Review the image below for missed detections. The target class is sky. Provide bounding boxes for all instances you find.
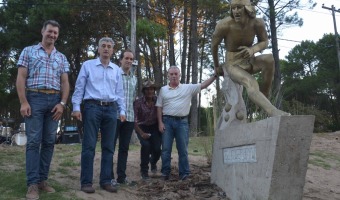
[277,0,340,59]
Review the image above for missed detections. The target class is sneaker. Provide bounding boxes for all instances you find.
[151,164,157,173]
[111,179,119,187]
[117,178,137,186]
[101,184,117,193]
[81,184,95,193]
[141,173,150,181]
[26,184,39,200]
[38,181,55,193]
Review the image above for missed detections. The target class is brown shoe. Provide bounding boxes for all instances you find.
[38,181,55,193]
[26,184,39,200]
[101,184,117,193]
[81,185,95,193]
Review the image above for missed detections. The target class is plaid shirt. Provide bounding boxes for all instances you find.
[120,69,137,122]
[17,43,69,90]
[133,96,158,126]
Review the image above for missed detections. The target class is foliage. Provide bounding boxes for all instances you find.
[0,0,338,132]
[256,0,316,98]
[199,107,214,136]
[281,33,340,131]
[281,99,332,132]
[0,0,131,125]
[259,0,316,30]
[134,18,167,45]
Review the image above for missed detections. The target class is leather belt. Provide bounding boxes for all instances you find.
[84,99,115,106]
[27,88,60,94]
[163,115,187,120]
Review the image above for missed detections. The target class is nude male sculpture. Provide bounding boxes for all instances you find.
[211,0,290,117]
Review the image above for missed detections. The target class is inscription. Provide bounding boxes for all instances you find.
[223,144,257,164]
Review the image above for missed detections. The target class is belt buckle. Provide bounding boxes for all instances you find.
[100,101,110,106]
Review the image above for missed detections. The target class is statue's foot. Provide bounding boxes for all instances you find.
[269,109,291,117]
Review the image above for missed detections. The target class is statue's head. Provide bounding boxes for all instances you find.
[230,0,256,19]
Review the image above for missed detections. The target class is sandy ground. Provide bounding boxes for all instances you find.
[303,132,340,200]
[51,132,340,200]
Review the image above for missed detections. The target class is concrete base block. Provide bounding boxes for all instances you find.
[211,115,315,200]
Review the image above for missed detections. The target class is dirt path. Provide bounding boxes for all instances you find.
[303,132,340,200]
[51,132,340,200]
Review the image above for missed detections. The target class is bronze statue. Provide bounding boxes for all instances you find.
[211,0,290,117]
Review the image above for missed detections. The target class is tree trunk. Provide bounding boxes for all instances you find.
[189,0,198,136]
[181,0,189,83]
[186,26,192,84]
[166,0,175,66]
[268,0,282,107]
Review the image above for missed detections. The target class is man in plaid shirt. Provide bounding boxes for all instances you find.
[113,49,137,185]
[16,20,70,200]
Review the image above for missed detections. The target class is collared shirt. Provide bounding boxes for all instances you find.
[133,96,158,126]
[120,69,137,122]
[71,58,126,116]
[156,83,201,116]
[17,43,70,90]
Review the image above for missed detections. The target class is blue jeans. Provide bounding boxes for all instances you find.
[25,91,60,186]
[161,116,190,178]
[113,120,134,183]
[81,102,117,186]
[136,124,162,174]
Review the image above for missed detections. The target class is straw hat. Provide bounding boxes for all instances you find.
[142,79,160,91]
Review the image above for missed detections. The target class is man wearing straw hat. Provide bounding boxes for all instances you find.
[134,79,162,180]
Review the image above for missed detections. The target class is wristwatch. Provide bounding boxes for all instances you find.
[60,101,66,107]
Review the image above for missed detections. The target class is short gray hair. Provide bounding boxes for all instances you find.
[168,66,181,73]
[98,37,115,46]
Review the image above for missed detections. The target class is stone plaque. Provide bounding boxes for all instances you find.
[223,144,256,164]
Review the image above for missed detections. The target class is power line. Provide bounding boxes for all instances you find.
[277,38,302,43]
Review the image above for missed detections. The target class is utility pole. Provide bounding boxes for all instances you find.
[322,4,340,70]
[131,0,136,56]
[131,0,138,74]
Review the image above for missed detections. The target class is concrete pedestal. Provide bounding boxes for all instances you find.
[211,115,315,200]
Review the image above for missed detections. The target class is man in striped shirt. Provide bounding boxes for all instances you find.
[113,49,137,185]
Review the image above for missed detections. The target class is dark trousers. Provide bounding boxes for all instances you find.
[136,124,162,174]
[113,120,134,183]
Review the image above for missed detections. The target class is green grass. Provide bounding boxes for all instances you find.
[56,167,69,175]
[0,144,84,200]
[0,136,213,200]
[308,158,331,170]
[60,158,80,167]
[188,136,214,157]
[308,150,340,170]
[0,158,80,200]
